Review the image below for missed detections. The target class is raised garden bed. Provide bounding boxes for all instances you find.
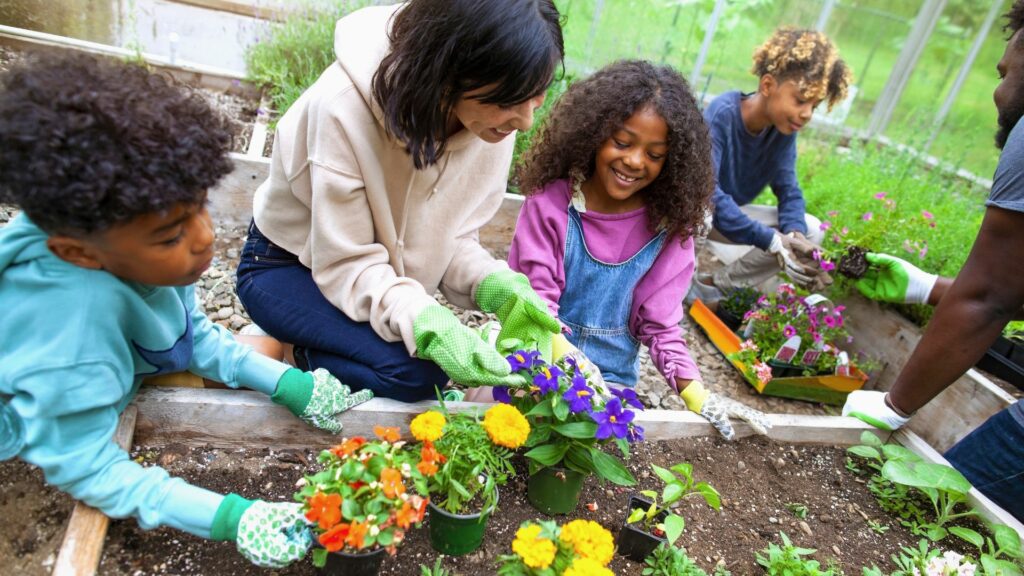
[976,335,1024,391]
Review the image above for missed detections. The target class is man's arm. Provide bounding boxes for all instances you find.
[888,206,1024,414]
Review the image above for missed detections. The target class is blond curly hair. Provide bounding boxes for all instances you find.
[751,27,852,111]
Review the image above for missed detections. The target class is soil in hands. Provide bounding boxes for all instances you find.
[0,436,978,576]
[837,246,870,279]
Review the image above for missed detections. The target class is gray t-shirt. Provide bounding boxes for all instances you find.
[988,120,1024,213]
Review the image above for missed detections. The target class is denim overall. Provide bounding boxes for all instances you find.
[559,206,666,386]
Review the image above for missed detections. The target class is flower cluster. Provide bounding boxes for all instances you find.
[411,403,522,514]
[494,347,643,486]
[295,426,429,567]
[497,519,615,576]
[728,283,871,382]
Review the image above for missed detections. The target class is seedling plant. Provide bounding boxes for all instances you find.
[755,531,839,576]
[642,542,732,576]
[627,462,721,546]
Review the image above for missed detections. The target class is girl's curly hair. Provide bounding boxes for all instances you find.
[751,28,852,111]
[0,52,234,235]
[517,60,714,240]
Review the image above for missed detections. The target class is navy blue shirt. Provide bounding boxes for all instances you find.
[704,91,808,249]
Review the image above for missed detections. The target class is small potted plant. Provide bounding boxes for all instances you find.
[715,286,761,331]
[493,347,644,515]
[295,426,429,575]
[410,401,525,556]
[617,462,720,563]
[497,519,616,575]
[977,327,1024,390]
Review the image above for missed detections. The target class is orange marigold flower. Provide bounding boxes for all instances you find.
[416,440,445,476]
[304,491,342,531]
[374,425,401,443]
[318,523,349,552]
[345,520,369,550]
[395,502,418,529]
[380,467,405,499]
[330,437,366,458]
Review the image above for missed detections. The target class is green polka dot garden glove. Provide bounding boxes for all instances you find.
[680,381,771,441]
[854,252,938,304]
[475,269,561,360]
[413,304,525,387]
[271,368,374,434]
[211,494,312,568]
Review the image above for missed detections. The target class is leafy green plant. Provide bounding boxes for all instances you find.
[719,286,762,320]
[950,523,1024,576]
[880,458,978,541]
[627,462,721,546]
[786,502,809,520]
[420,557,453,576]
[846,431,931,531]
[867,519,890,535]
[755,532,838,576]
[642,543,709,576]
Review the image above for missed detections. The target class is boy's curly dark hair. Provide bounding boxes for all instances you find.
[517,60,713,240]
[1005,0,1024,40]
[751,28,852,111]
[0,52,234,235]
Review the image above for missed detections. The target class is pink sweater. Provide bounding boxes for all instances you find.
[509,179,701,387]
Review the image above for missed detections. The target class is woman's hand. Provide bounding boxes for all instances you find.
[475,270,561,359]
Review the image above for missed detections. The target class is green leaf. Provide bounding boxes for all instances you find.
[640,490,657,500]
[525,443,570,467]
[564,445,595,475]
[670,462,693,482]
[695,482,722,510]
[589,447,636,486]
[860,431,884,447]
[552,397,570,421]
[880,444,922,463]
[994,523,1024,558]
[377,529,394,546]
[949,526,984,549]
[881,460,973,495]
[662,483,684,504]
[627,508,646,523]
[664,513,686,545]
[924,525,948,542]
[526,402,553,418]
[552,421,598,439]
[312,547,328,568]
[847,446,881,460]
[994,559,1024,576]
[526,423,552,446]
[651,464,679,485]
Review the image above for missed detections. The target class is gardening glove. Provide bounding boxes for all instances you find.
[680,381,771,441]
[854,252,938,304]
[842,390,910,431]
[211,494,312,568]
[551,332,607,390]
[475,269,561,360]
[767,232,817,288]
[414,304,525,387]
[272,368,374,434]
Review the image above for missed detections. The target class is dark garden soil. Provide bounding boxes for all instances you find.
[0,436,978,576]
[837,246,870,280]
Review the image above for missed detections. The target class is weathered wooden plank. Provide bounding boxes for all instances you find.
[894,429,1024,539]
[53,407,138,576]
[0,25,259,99]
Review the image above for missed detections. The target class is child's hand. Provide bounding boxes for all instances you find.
[679,380,771,440]
[212,495,312,568]
[271,368,374,433]
[475,270,561,360]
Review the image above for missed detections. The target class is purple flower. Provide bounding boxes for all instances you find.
[841,226,849,236]
[820,260,836,272]
[823,315,838,328]
[819,220,831,231]
[918,245,928,260]
[777,304,789,314]
[533,364,564,395]
[627,424,645,444]
[611,387,645,410]
[827,210,839,217]
[783,324,797,338]
[592,398,635,440]
[492,386,512,404]
[921,210,934,220]
[507,350,541,372]
[563,376,594,413]
[861,212,873,221]
[831,234,842,244]
[874,192,887,199]
[757,295,770,307]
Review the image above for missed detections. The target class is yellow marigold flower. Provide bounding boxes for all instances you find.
[511,524,556,569]
[482,403,530,448]
[560,519,615,566]
[409,411,446,442]
[564,557,614,576]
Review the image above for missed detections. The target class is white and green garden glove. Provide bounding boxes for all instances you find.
[414,304,525,387]
[475,269,561,360]
[271,368,374,434]
[680,381,771,441]
[211,494,312,568]
[768,232,817,287]
[842,390,910,431]
[854,252,938,304]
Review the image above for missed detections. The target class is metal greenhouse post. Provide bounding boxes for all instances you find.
[815,0,837,32]
[690,0,727,88]
[585,0,605,69]
[923,0,1004,153]
[866,0,948,138]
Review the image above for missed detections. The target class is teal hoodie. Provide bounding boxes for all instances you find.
[0,215,289,537]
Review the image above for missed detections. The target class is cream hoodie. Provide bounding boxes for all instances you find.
[252,4,512,354]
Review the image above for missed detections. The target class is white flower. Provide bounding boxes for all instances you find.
[942,551,964,567]
[925,557,947,576]
[958,562,976,576]
[369,525,380,537]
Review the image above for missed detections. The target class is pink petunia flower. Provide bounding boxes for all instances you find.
[921,210,934,220]
[862,212,873,221]
[819,220,831,231]
[820,260,836,272]
[828,210,839,217]
[874,192,887,199]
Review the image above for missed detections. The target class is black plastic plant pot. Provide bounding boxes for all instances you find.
[767,359,803,379]
[977,336,1024,390]
[714,307,744,332]
[615,495,667,563]
[321,546,386,576]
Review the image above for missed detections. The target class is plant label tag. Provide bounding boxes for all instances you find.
[835,351,851,377]
[800,348,821,366]
[774,336,801,363]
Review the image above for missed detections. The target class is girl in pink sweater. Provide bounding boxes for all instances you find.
[510,60,771,439]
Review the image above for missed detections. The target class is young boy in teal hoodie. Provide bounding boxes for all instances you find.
[0,53,372,568]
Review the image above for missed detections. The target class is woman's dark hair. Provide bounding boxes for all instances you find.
[517,60,714,240]
[372,0,564,169]
[0,52,234,235]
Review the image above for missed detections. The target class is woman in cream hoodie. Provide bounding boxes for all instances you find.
[236,0,565,401]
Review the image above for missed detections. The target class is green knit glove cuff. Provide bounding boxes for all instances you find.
[271,369,314,416]
[211,493,254,541]
[475,269,526,313]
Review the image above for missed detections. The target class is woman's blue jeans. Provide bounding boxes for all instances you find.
[235,222,447,402]
[944,401,1024,522]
